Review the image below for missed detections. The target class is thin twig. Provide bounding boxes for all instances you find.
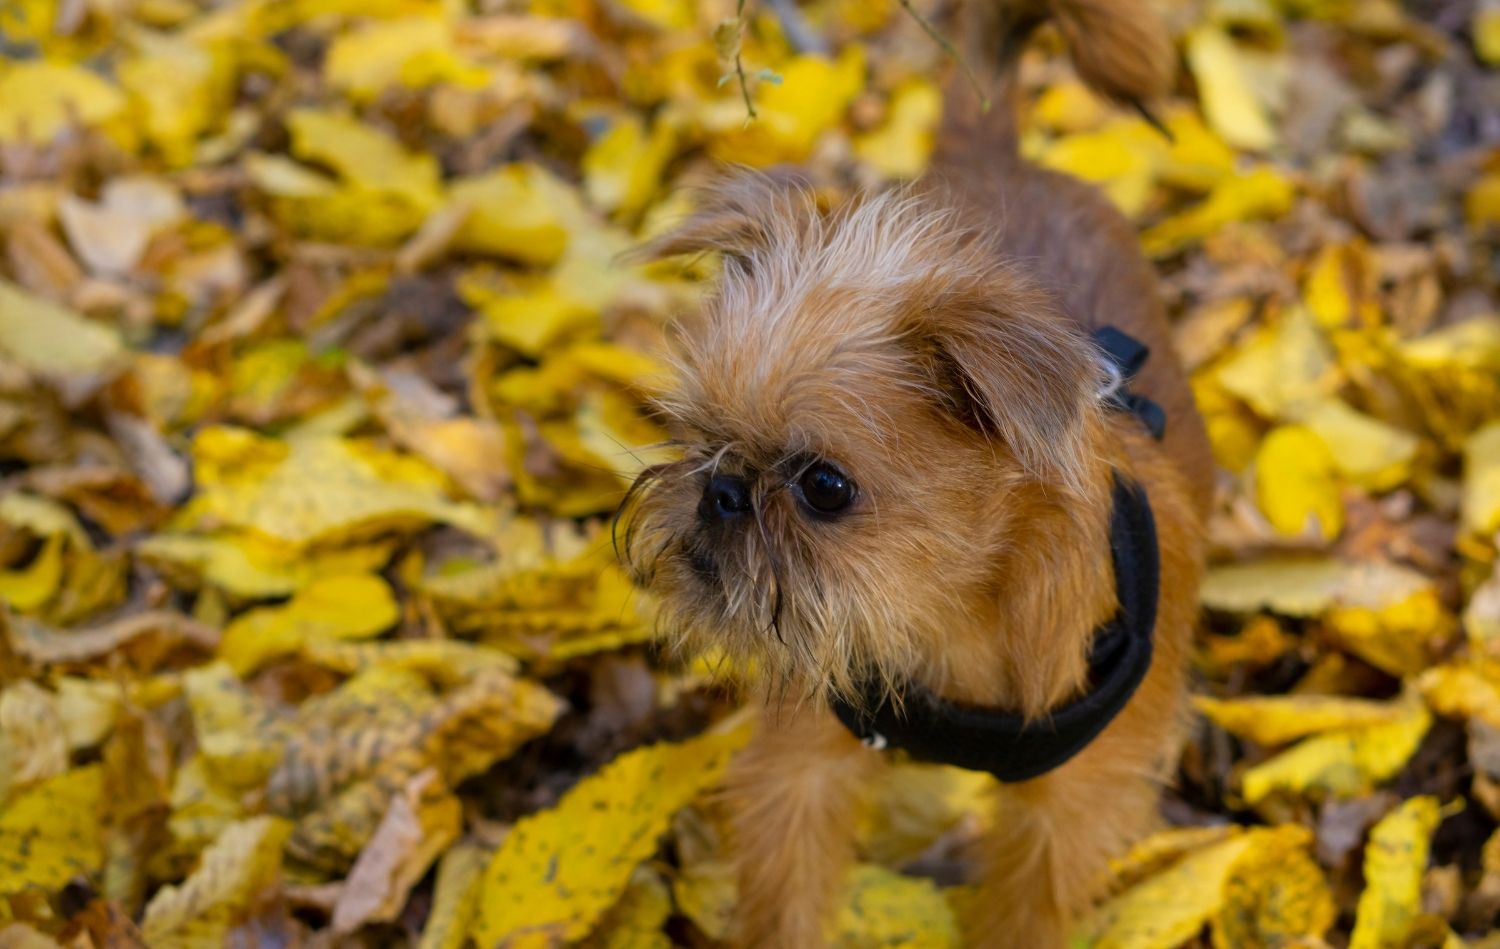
[734,0,757,120]
[896,0,990,113]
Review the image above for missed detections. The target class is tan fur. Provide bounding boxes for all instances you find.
[618,2,1210,945]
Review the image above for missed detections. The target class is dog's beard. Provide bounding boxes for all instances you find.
[617,461,919,709]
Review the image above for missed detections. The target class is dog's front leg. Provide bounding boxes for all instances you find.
[723,704,877,948]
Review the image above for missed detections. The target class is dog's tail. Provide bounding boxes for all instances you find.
[939,0,1175,156]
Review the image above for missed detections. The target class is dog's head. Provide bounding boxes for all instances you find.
[619,175,1113,703]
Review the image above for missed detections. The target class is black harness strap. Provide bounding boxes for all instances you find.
[829,327,1167,782]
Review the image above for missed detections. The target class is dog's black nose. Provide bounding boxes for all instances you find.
[700,474,753,523]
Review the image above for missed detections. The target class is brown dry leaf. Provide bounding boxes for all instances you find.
[331,769,462,932]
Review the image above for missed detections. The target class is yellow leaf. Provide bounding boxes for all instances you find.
[1157,109,1238,192]
[461,274,598,357]
[219,573,399,674]
[118,36,232,167]
[470,722,752,946]
[1090,831,1258,949]
[1463,421,1500,536]
[180,428,494,546]
[1295,398,1420,491]
[1195,693,1409,746]
[141,816,291,949]
[0,681,69,797]
[1037,119,1167,218]
[586,867,673,949]
[139,531,398,598]
[1107,826,1239,892]
[853,79,942,180]
[1215,307,1337,420]
[583,116,677,217]
[300,638,518,684]
[448,165,571,265]
[0,534,64,612]
[1240,692,1430,805]
[326,17,484,101]
[1031,79,1108,134]
[1419,663,1500,730]
[1349,796,1443,949]
[418,844,489,949]
[1478,8,1500,64]
[1324,585,1452,677]
[1211,825,1334,949]
[834,863,960,948]
[0,279,126,379]
[671,858,736,941]
[615,0,694,29]
[1202,556,1431,616]
[858,763,995,867]
[0,765,105,896]
[182,662,281,790]
[708,47,866,166]
[1185,27,1277,151]
[1254,425,1344,539]
[286,108,442,211]
[0,61,128,144]
[1469,173,1500,230]
[1142,165,1295,257]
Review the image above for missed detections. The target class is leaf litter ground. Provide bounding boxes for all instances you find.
[0,0,1499,946]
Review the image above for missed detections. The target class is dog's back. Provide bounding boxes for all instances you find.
[932,0,1215,513]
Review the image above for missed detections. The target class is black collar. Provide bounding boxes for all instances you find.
[829,327,1166,783]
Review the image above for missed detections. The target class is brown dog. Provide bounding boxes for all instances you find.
[619,0,1213,945]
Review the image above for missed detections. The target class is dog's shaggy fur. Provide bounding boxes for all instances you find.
[619,1,1214,944]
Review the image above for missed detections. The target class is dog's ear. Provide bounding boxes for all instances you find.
[635,171,818,266]
[908,275,1106,490]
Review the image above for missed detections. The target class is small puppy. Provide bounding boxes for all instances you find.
[620,0,1214,945]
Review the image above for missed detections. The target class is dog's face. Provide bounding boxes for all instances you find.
[619,177,1110,702]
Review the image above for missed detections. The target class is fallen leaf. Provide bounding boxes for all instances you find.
[1240,692,1431,805]
[219,573,398,674]
[1254,424,1344,539]
[1185,27,1277,151]
[1195,692,1409,746]
[0,765,106,896]
[0,279,125,382]
[0,61,128,144]
[1211,825,1335,949]
[1349,796,1443,949]
[470,721,751,947]
[179,427,495,546]
[417,843,489,949]
[332,769,461,932]
[834,863,960,948]
[1142,166,1295,257]
[1463,421,1500,536]
[141,816,291,949]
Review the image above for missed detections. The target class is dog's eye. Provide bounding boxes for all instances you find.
[797,462,854,514]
